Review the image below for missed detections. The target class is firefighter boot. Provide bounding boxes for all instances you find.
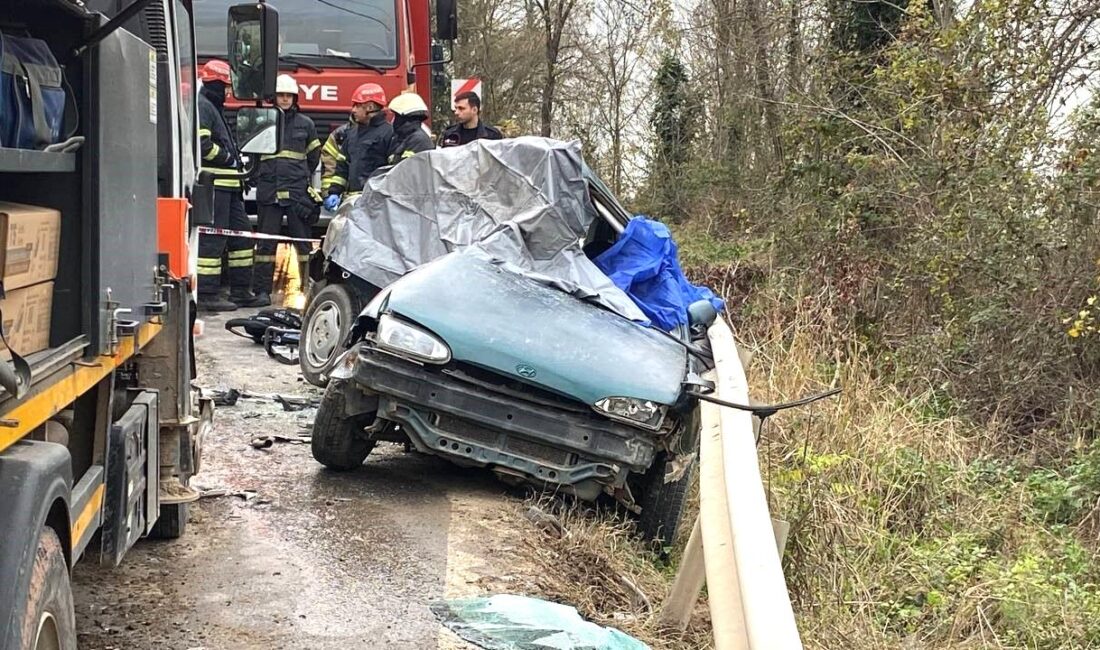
[230,290,266,308]
[298,261,310,295]
[198,295,239,312]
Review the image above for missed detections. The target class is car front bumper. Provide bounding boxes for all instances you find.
[349,345,660,488]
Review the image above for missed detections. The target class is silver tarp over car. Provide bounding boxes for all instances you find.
[322,136,647,322]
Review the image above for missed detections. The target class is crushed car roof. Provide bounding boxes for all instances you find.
[323,136,648,322]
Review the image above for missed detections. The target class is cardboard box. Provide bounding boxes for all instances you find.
[0,202,61,292]
[0,281,53,358]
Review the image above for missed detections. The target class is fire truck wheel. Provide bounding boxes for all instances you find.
[20,526,76,650]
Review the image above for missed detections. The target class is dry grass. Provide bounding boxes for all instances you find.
[735,286,1100,649]
[517,497,713,650]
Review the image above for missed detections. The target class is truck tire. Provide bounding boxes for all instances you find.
[311,379,376,471]
[19,527,76,650]
[149,502,188,539]
[636,453,695,545]
[301,284,361,388]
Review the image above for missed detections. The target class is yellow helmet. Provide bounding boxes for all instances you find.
[388,92,429,117]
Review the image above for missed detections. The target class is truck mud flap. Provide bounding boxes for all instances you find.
[101,390,158,566]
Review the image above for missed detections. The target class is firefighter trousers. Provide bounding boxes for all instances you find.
[197,189,253,296]
[254,202,313,295]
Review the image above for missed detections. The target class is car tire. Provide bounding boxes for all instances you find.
[311,378,376,471]
[19,526,77,650]
[300,283,361,388]
[149,502,188,539]
[636,453,695,545]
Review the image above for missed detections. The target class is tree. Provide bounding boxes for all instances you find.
[646,52,694,220]
[530,0,583,137]
[583,0,660,193]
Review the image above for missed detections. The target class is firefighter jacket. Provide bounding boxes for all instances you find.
[198,85,242,190]
[439,121,503,147]
[387,118,434,164]
[320,120,351,192]
[328,111,393,196]
[255,106,321,206]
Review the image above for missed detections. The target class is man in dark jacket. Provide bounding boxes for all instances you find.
[387,93,434,164]
[440,91,503,147]
[323,83,392,212]
[320,114,353,194]
[253,74,322,305]
[196,59,260,311]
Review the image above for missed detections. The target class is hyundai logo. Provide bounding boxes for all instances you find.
[515,363,537,378]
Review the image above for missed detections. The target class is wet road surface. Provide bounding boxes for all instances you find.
[73,311,542,650]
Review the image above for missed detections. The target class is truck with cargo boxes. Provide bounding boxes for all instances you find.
[0,1,280,648]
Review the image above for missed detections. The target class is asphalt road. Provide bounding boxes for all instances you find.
[72,311,541,650]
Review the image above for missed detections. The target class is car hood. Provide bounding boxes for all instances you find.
[376,253,688,406]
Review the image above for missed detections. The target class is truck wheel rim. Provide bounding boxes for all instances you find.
[306,301,341,367]
[34,612,61,650]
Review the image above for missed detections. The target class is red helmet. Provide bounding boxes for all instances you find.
[351,83,387,107]
[198,59,231,85]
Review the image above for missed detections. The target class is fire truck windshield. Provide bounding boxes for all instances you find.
[193,0,399,67]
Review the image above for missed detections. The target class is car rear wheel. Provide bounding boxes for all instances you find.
[635,453,695,545]
[311,378,376,471]
[20,527,76,650]
[300,283,361,387]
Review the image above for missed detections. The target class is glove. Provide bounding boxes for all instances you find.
[323,195,340,212]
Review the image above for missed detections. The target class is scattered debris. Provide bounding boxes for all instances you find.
[524,506,569,539]
[250,433,312,448]
[195,387,320,410]
[196,487,259,501]
[431,594,649,650]
[275,394,317,411]
[206,388,240,407]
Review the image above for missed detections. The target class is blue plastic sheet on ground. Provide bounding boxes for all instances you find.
[594,217,725,331]
[430,594,650,650]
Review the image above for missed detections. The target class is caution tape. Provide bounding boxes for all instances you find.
[197,226,321,244]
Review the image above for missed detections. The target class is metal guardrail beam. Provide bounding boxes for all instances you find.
[658,317,802,649]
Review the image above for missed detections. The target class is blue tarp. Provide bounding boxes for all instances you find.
[594,217,725,331]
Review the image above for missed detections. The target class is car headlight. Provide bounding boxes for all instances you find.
[376,314,451,364]
[593,397,666,430]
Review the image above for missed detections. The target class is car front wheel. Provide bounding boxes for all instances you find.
[635,452,695,545]
[311,378,376,471]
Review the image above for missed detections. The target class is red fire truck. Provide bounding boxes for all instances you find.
[194,0,455,134]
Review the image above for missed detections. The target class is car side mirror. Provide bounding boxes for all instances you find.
[227,3,279,100]
[436,0,458,41]
[237,107,282,155]
[688,299,718,331]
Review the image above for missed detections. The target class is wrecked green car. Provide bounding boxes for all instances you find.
[310,138,717,542]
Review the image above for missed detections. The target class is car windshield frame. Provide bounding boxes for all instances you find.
[192,0,400,68]
[583,165,632,231]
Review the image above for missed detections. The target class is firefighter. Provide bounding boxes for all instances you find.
[253,74,322,306]
[320,114,353,194]
[197,59,260,312]
[440,91,503,147]
[387,93,434,164]
[323,83,393,212]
